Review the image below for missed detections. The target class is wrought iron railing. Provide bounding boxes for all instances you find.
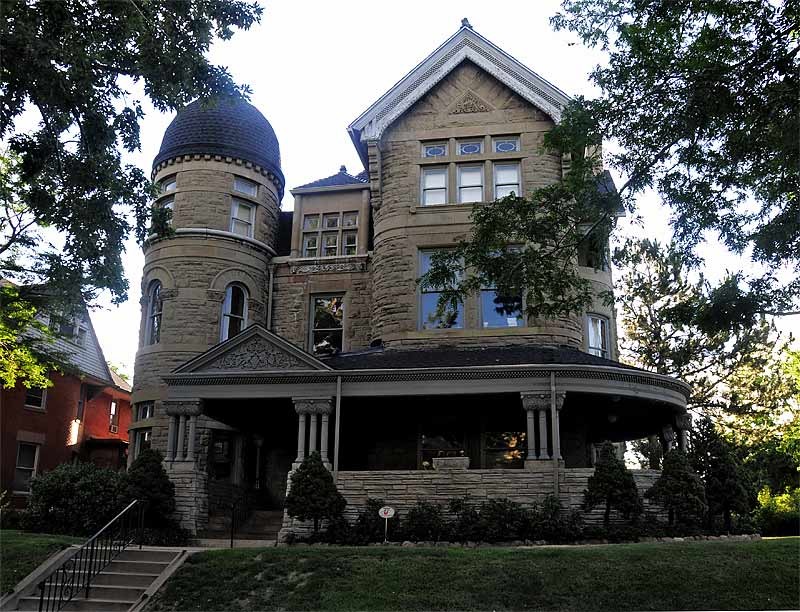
[37,499,144,612]
[229,490,254,548]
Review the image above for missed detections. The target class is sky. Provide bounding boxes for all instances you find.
[76,0,797,379]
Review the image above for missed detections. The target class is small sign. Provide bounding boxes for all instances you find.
[378,506,395,519]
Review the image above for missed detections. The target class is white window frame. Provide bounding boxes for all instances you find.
[24,386,47,411]
[220,283,248,342]
[109,400,119,433]
[229,198,255,238]
[422,142,448,158]
[14,442,40,492]
[493,162,521,199]
[136,401,155,421]
[161,176,177,192]
[586,314,611,359]
[133,428,152,460]
[301,211,359,258]
[145,281,162,345]
[233,176,258,197]
[457,164,484,203]
[421,166,448,206]
[418,250,464,330]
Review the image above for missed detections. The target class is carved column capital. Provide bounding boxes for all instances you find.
[661,424,675,442]
[293,397,333,415]
[164,399,203,417]
[520,392,549,412]
[675,412,692,431]
[554,392,566,411]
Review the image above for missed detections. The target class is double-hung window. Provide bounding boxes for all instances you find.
[421,167,447,205]
[481,288,524,328]
[221,284,248,341]
[15,442,39,491]
[419,250,463,330]
[457,165,483,203]
[494,163,521,199]
[587,315,610,358]
[230,198,255,237]
[310,295,344,355]
[301,212,359,257]
[109,401,119,433]
[24,386,47,411]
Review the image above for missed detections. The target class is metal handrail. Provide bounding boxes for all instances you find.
[37,499,144,612]
[229,490,254,548]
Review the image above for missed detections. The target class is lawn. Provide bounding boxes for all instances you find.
[147,537,800,611]
[0,530,81,595]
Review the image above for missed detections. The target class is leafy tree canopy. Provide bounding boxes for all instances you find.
[0,0,262,388]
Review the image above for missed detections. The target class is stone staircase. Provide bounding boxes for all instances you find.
[13,548,180,612]
[193,509,283,547]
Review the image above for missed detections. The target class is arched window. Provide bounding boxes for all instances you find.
[221,284,248,341]
[145,281,163,345]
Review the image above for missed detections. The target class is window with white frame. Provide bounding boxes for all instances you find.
[494,163,521,199]
[493,136,520,153]
[133,429,152,459]
[230,198,255,237]
[24,386,47,411]
[233,176,258,197]
[458,140,483,155]
[457,165,484,203]
[161,175,177,192]
[50,313,89,346]
[310,294,344,355]
[421,167,447,205]
[109,400,119,433]
[587,315,610,358]
[15,442,39,491]
[145,281,162,345]
[136,401,155,421]
[301,211,358,257]
[419,250,463,330]
[422,142,447,158]
[220,283,248,341]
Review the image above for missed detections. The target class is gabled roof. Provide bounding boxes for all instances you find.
[347,21,571,165]
[173,325,332,374]
[292,166,368,192]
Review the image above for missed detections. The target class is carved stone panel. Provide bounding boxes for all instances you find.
[200,336,307,371]
[450,90,492,114]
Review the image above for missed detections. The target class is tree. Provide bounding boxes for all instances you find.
[690,417,754,532]
[126,449,176,527]
[583,441,643,527]
[0,0,262,388]
[421,1,798,331]
[645,450,707,528]
[285,453,346,533]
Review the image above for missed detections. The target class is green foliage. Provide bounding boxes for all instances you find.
[0,0,262,388]
[645,450,707,527]
[754,487,800,536]
[473,498,530,543]
[22,462,128,536]
[401,501,447,542]
[690,418,755,532]
[552,0,799,321]
[531,495,584,543]
[583,442,643,527]
[285,452,346,533]
[126,449,175,527]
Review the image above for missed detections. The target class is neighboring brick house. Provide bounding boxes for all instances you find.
[0,307,132,504]
[132,22,690,537]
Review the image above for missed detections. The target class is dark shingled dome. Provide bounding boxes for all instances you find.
[153,97,284,193]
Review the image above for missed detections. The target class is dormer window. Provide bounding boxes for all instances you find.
[302,212,359,257]
[493,137,520,153]
[423,142,447,158]
[50,313,89,346]
[233,176,258,197]
[230,198,255,238]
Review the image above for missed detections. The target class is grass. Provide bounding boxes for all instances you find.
[0,530,82,595]
[146,537,800,611]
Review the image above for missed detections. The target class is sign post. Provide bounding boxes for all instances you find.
[378,506,395,543]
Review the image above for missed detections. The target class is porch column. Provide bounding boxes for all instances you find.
[675,413,692,453]
[295,412,307,464]
[254,435,263,490]
[520,392,550,464]
[166,416,177,461]
[552,391,566,461]
[525,405,536,460]
[320,408,332,467]
[186,416,198,462]
[647,435,660,469]
[309,413,319,454]
[293,397,334,468]
[165,400,204,462]
[176,416,187,461]
[538,410,549,459]
[661,424,676,453]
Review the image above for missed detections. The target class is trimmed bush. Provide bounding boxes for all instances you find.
[477,498,529,542]
[22,463,128,536]
[448,497,482,542]
[402,501,446,542]
[126,449,175,526]
[531,495,583,543]
[584,442,643,527]
[646,450,707,527]
[286,452,346,532]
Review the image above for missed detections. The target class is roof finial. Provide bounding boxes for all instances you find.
[461,17,472,29]
[339,165,347,173]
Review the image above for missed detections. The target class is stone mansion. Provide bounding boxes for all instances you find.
[131,22,690,537]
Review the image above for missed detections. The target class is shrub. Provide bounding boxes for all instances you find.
[136,523,190,546]
[477,498,529,542]
[530,495,583,543]
[646,450,707,527]
[126,449,175,527]
[448,497,482,542]
[583,441,643,527]
[402,501,446,542]
[755,487,800,536]
[0,490,22,530]
[23,463,128,536]
[285,452,346,532]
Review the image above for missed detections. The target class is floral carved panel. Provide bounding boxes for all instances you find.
[200,336,308,371]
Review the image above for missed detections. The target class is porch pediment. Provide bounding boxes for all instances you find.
[172,325,332,374]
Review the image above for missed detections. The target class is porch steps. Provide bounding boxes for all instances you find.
[193,510,283,547]
[12,548,180,612]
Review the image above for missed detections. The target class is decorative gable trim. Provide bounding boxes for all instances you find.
[173,325,332,373]
[348,25,571,161]
[450,90,493,114]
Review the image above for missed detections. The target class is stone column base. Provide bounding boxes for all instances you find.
[524,459,565,471]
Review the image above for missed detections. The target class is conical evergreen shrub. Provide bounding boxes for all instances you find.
[583,441,643,527]
[285,452,346,532]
